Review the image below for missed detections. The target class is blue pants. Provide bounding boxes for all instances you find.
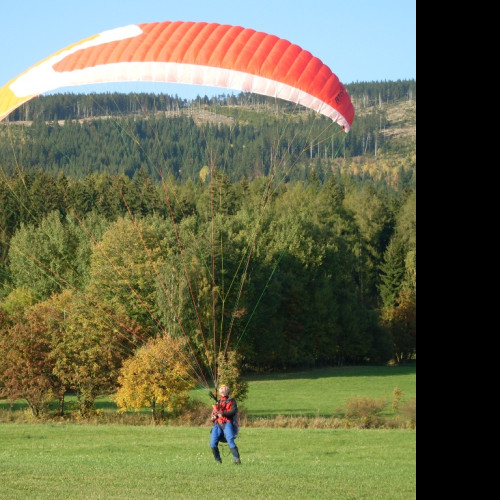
[210,422,237,449]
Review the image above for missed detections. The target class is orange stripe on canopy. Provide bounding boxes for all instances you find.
[0,21,354,129]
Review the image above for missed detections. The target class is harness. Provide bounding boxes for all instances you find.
[212,397,240,438]
[215,398,234,424]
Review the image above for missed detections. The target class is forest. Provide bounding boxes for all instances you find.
[0,80,416,415]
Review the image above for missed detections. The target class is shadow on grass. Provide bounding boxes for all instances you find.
[0,400,27,412]
[0,395,123,414]
[245,363,416,382]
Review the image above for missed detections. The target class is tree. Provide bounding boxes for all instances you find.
[0,309,11,395]
[0,299,66,416]
[114,336,194,423]
[87,215,170,328]
[381,291,416,364]
[128,166,163,216]
[379,238,407,308]
[0,287,37,316]
[379,190,416,361]
[8,211,96,300]
[216,350,249,403]
[344,186,393,306]
[50,290,137,415]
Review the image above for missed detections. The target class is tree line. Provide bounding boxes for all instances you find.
[3,80,416,123]
[0,165,416,414]
[0,81,416,173]
[0,81,416,415]
[0,105,414,190]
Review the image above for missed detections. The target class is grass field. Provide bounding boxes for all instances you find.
[1,365,417,420]
[0,425,416,500]
[193,364,417,419]
[0,365,416,499]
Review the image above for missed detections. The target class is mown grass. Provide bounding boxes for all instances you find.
[0,365,416,498]
[0,424,416,500]
[191,364,417,420]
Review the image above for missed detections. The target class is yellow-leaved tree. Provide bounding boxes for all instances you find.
[114,336,194,423]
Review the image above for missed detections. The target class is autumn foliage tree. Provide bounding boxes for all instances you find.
[49,290,141,416]
[379,190,416,363]
[381,291,416,364]
[114,336,194,423]
[0,300,66,416]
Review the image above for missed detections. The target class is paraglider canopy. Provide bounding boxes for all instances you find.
[0,21,354,130]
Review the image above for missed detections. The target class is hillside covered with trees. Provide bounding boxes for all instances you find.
[0,80,416,415]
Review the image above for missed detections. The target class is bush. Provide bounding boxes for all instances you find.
[345,396,388,428]
[178,400,213,426]
[400,398,416,428]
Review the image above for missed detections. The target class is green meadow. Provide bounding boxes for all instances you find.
[229,365,416,418]
[0,365,416,499]
[0,426,415,500]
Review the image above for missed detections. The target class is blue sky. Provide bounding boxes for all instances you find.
[0,0,416,99]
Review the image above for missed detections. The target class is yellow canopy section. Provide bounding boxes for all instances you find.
[0,84,35,121]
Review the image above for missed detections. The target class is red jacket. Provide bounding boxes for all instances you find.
[212,396,237,425]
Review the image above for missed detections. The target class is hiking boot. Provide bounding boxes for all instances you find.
[212,447,222,464]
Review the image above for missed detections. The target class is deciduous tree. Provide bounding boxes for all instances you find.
[50,290,138,415]
[0,299,65,416]
[114,336,194,423]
